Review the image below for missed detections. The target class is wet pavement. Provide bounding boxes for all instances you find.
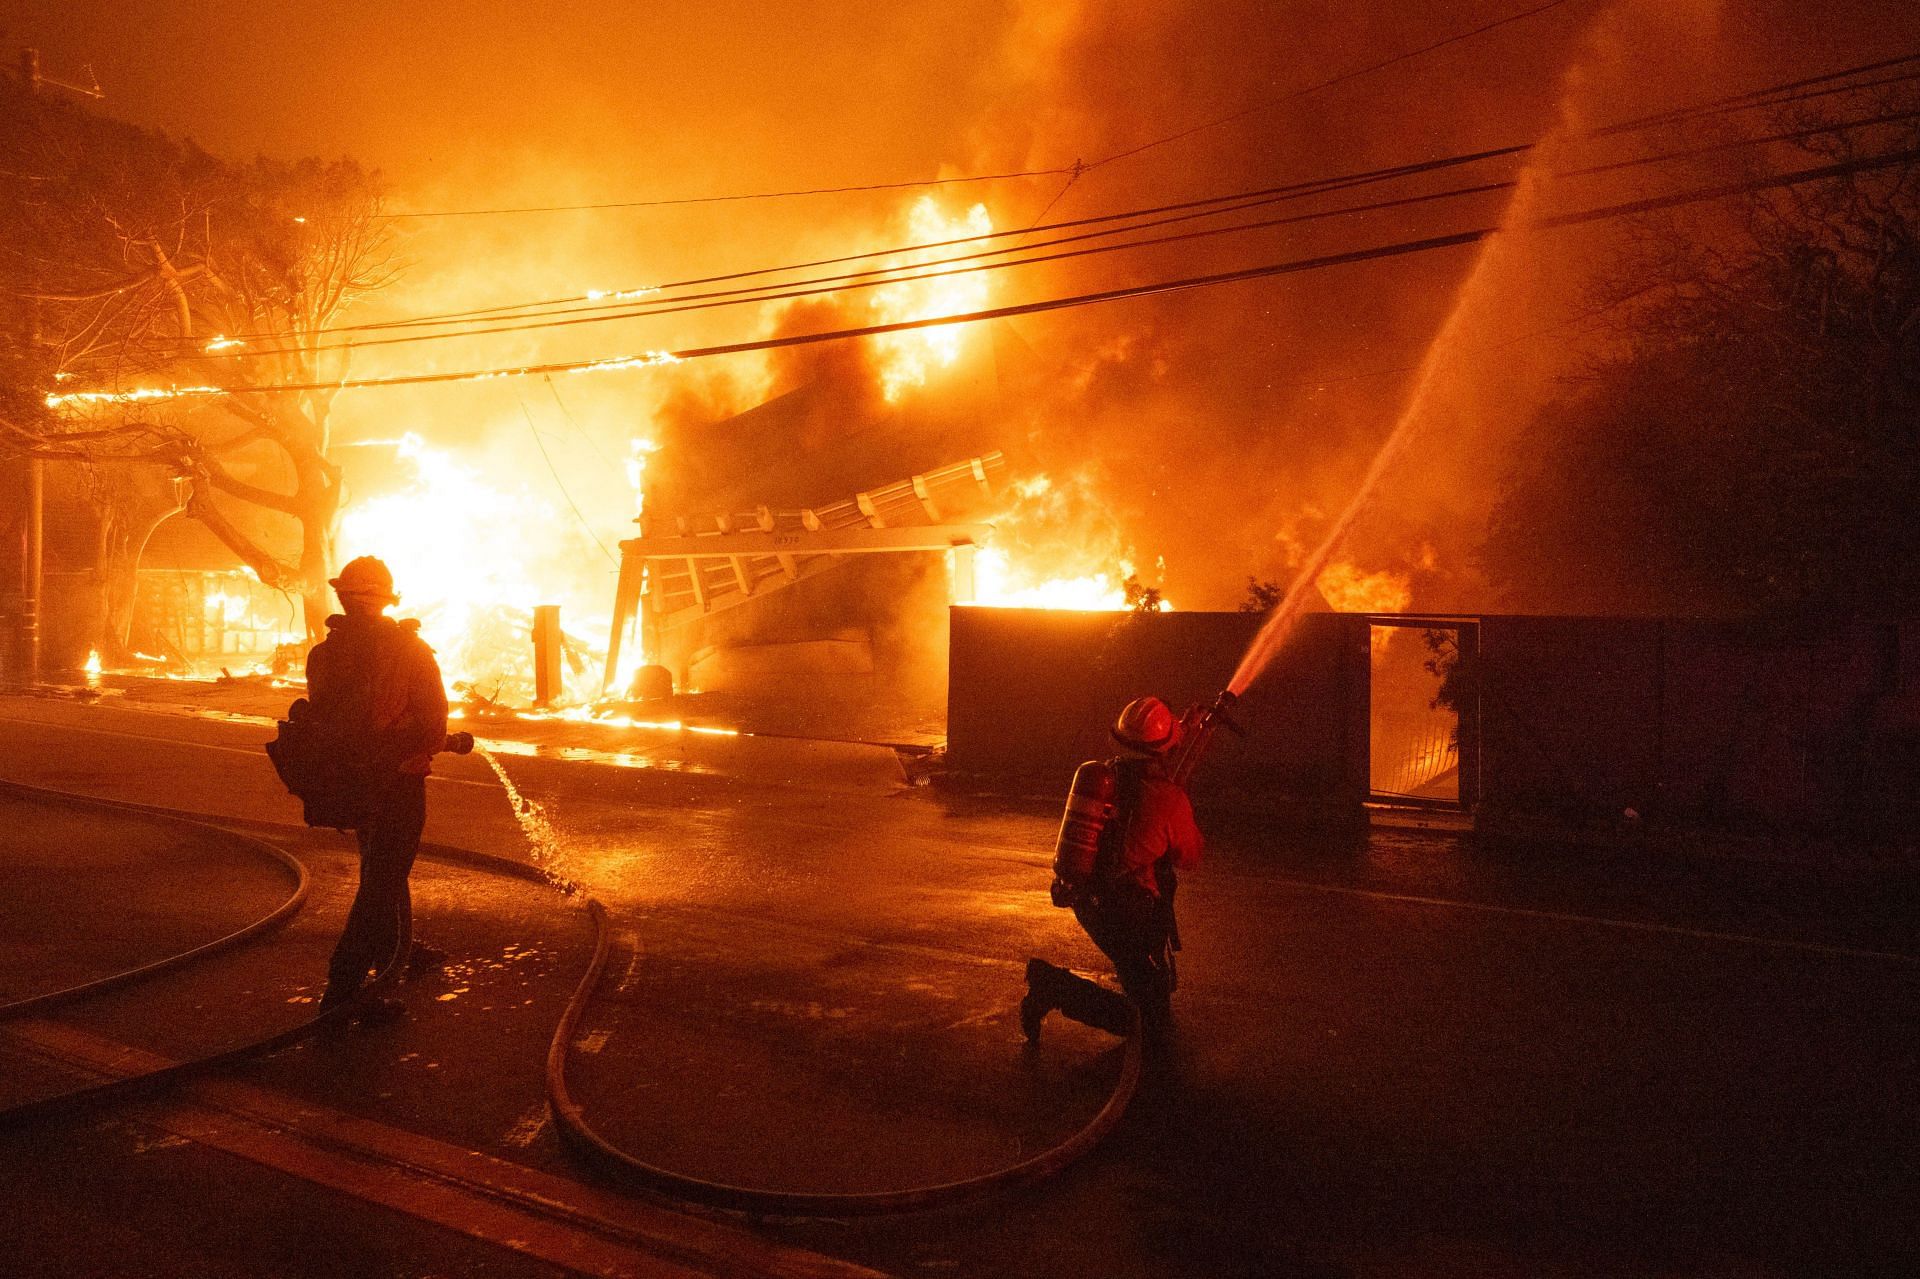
[2,690,1917,1278]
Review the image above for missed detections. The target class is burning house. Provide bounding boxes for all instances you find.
[128,515,304,672]
[606,322,1032,735]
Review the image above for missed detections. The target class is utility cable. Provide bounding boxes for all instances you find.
[377,164,1079,219]
[1085,0,1582,171]
[369,0,1581,222]
[543,376,621,473]
[163,104,1920,365]
[66,140,1920,404]
[187,149,1506,345]
[519,398,618,566]
[189,172,1523,361]
[175,51,1920,348]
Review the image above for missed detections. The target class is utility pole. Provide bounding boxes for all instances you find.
[7,47,103,685]
[14,48,45,684]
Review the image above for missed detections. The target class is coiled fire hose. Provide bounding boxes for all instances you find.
[0,776,1143,1217]
[0,779,409,1127]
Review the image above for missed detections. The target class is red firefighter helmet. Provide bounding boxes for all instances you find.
[1112,696,1181,754]
[329,555,398,604]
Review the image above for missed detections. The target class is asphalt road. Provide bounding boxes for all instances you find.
[1,691,1916,1278]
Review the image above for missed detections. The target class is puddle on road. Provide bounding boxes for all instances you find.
[421,942,562,1006]
[461,734,717,777]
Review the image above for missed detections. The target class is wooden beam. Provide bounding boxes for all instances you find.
[949,543,976,602]
[600,548,647,694]
[686,558,708,609]
[855,491,885,527]
[911,474,942,521]
[621,523,993,557]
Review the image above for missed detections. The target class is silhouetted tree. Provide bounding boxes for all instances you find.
[1481,96,1920,617]
[1,81,398,646]
[1238,576,1284,612]
[1123,573,1164,613]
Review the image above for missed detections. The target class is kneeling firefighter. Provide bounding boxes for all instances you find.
[1022,693,1229,1042]
[265,556,467,1012]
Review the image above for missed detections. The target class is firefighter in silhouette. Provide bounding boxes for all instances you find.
[1022,695,1204,1042]
[309,556,450,1011]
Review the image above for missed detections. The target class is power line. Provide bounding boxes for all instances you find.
[205,149,1511,344]
[169,102,1920,364]
[1086,0,1584,171]
[376,165,1077,219]
[544,376,620,472]
[366,0,1585,222]
[188,171,1524,361]
[68,141,1919,404]
[1605,49,1920,135]
[519,399,617,565]
[182,50,1920,347]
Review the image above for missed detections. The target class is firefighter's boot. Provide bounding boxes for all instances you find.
[1019,958,1054,1044]
[1025,959,1135,1039]
[405,939,449,979]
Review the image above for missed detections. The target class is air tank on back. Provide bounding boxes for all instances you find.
[1050,759,1118,906]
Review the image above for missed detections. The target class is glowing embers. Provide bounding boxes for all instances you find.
[517,704,741,737]
[869,196,995,402]
[45,384,226,408]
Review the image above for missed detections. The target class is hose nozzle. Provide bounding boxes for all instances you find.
[442,731,475,756]
[1170,689,1241,788]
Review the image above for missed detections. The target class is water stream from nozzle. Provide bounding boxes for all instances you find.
[1229,145,1546,697]
[1225,390,1432,697]
[475,746,579,894]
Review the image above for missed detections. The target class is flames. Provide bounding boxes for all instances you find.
[75,188,1419,707]
[1315,561,1413,652]
[335,431,638,704]
[972,547,1154,611]
[869,196,995,402]
[1314,561,1412,614]
[967,474,1170,612]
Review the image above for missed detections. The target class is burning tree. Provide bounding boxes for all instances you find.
[1,80,398,647]
[1482,97,1920,617]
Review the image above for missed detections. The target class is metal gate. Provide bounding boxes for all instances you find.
[1367,617,1478,809]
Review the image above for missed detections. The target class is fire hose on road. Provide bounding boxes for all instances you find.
[0,774,1144,1219]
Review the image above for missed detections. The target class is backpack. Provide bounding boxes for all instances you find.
[264,697,380,829]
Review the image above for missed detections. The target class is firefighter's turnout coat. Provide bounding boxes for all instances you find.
[305,613,449,778]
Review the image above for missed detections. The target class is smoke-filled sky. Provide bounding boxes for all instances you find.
[9,0,1920,613]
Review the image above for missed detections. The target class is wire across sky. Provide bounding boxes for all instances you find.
[166,48,1920,358]
[46,138,1920,407]
[371,0,1588,221]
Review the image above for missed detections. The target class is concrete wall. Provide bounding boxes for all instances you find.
[947,606,1369,808]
